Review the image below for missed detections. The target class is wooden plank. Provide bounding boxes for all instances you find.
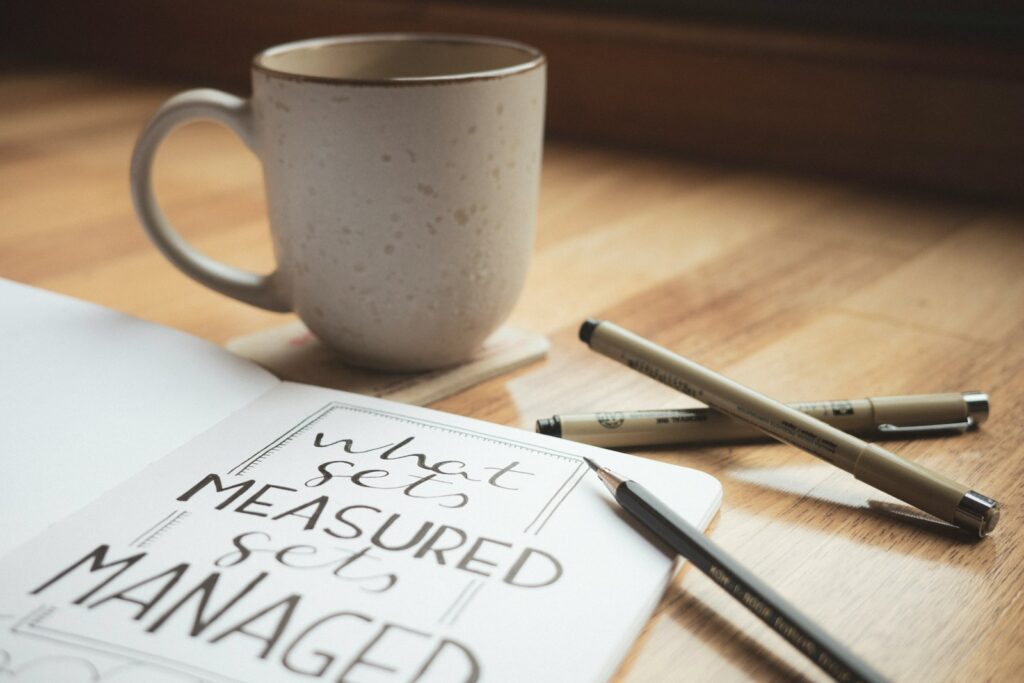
[511,172,847,335]
[842,214,1024,343]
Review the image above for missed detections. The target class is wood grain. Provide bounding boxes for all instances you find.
[2,70,1023,682]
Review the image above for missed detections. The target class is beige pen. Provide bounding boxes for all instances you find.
[579,319,1001,536]
[537,392,989,448]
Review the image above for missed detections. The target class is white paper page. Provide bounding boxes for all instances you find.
[0,382,720,682]
[0,279,279,555]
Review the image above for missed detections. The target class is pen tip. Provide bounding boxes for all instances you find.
[579,319,601,344]
[582,456,601,472]
[536,416,562,437]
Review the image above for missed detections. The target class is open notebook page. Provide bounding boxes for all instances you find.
[0,381,721,682]
[0,279,279,555]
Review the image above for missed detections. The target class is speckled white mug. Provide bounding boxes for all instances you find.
[131,34,545,370]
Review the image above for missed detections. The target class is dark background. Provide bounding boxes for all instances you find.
[4,0,1023,199]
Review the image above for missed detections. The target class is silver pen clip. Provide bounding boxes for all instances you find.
[877,418,974,435]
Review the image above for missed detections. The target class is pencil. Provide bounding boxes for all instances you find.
[582,456,886,683]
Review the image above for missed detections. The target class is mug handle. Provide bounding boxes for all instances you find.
[130,89,290,312]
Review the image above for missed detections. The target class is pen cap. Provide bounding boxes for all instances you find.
[870,393,980,429]
[962,391,989,426]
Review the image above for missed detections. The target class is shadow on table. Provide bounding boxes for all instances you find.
[661,583,816,682]
[633,448,996,557]
[716,474,994,549]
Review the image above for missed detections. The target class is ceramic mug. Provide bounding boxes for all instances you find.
[131,34,545,370]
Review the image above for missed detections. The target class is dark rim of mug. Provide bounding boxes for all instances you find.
[252,33,546,86]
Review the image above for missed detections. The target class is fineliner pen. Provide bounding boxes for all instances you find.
[537,392,988,448]
[579,319,1000,536]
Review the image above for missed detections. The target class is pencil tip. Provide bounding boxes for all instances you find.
[582,456,600,472]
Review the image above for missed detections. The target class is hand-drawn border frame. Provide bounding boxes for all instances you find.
[224,401,588,536]
[10,604,244,683]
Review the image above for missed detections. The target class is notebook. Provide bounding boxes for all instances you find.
[0,279,721,682]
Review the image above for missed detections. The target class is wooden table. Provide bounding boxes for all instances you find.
[3,69,1022,682]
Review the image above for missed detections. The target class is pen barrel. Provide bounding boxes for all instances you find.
[555,407,871,447]
[587,324,869,466]
[617,481,887,683]
[556,410,757,447]
[853,444,965,525]
[549,393,976,448]
[791,398,876,433]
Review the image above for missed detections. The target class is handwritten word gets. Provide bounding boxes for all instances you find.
[215,531,397,593]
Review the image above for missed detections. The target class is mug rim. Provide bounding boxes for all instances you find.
[252,33,546,86]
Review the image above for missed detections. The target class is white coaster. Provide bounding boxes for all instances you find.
[227,320,549,405]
